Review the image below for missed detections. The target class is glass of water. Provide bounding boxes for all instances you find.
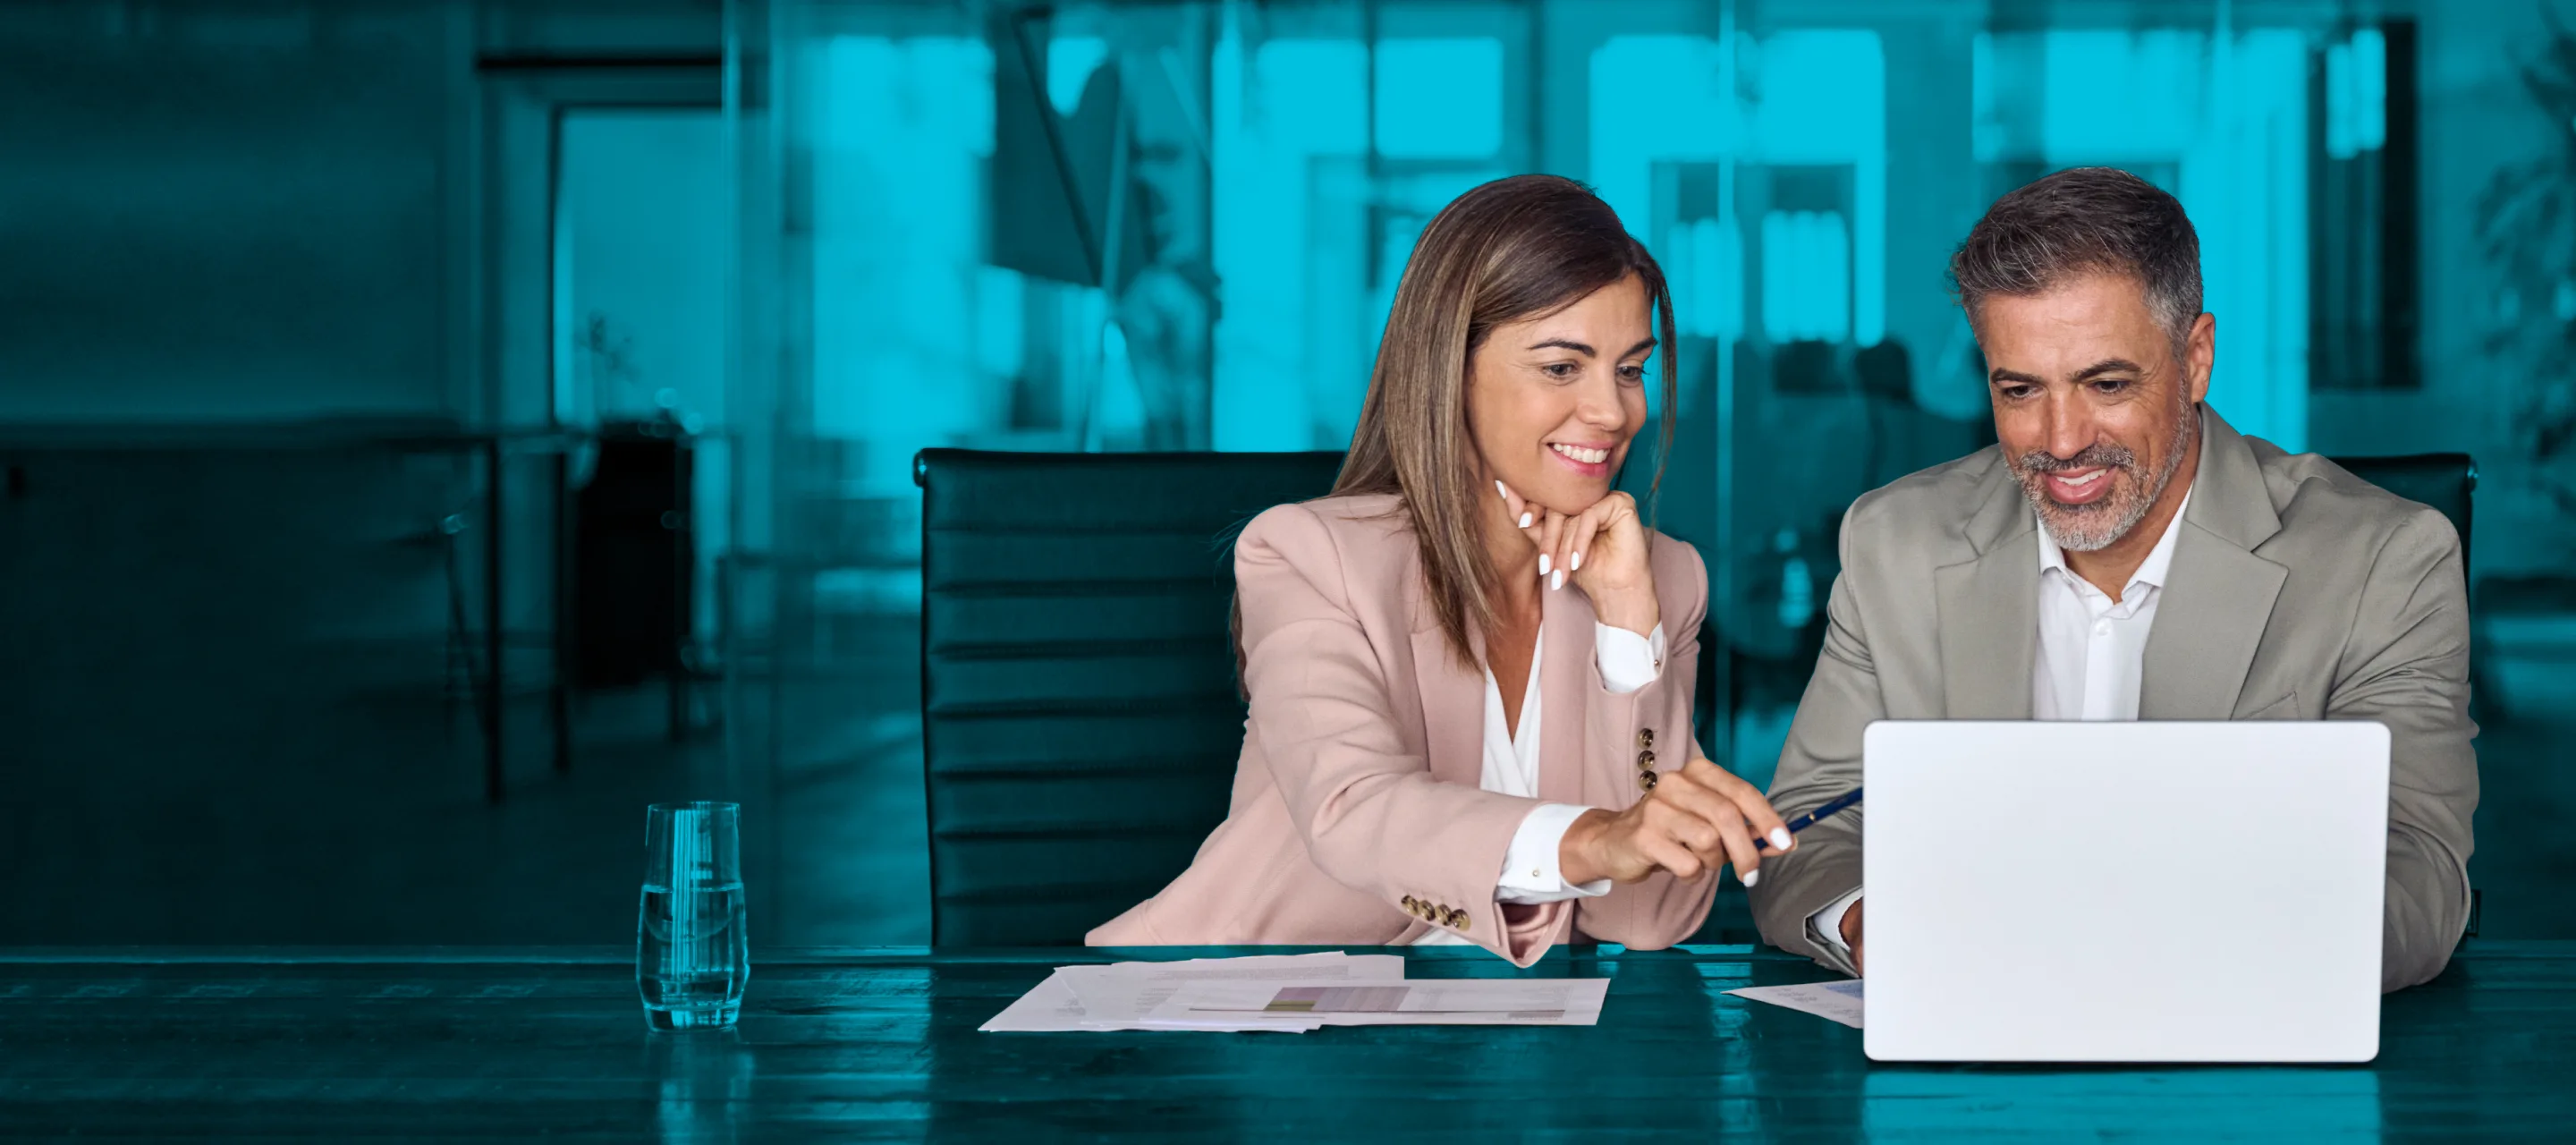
[639,802,748,1031]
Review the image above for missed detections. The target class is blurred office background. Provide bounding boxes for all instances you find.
[3,0,2571,948]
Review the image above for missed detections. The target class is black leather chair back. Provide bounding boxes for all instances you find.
[914,449,1346,945]
[2332,454,2476,556]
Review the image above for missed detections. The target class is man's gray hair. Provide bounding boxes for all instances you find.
[1949,167,2203,353]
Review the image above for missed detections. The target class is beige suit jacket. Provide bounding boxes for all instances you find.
[1088,493,1720,966]
[1749,407,2479,991]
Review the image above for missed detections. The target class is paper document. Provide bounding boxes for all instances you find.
[980,953,1398,1033]
[1725,980,1864,1029]
[980,952,1611,1032]
[1157,978,1608,1026]
[1061,953,1402,1030]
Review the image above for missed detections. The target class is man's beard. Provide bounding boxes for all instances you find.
[2010,408,2196,553]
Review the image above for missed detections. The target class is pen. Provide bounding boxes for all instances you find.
[1754,786,1861,851]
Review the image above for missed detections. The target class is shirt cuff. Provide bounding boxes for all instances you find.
[1808,886,1864,953]
[1594,622,1667,696]
[1495,802,1614,904]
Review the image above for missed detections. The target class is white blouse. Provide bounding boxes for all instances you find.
[1411,622,1667,946]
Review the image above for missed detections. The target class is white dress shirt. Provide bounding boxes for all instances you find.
[1410,622,1666,946]
[1808,485,2195,953]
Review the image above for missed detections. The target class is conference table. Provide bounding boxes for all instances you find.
[4,943,2570,1141]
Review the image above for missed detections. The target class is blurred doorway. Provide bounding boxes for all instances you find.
[554,107,731,701]
[477,60,726,759]
[471,57,747,920]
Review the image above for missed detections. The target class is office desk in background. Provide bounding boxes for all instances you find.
[2,945,2569,1140]
[0,422,586,803]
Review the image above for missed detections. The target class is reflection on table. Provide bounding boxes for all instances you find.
[1,943,2568,1140]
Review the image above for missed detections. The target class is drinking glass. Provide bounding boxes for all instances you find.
[639,802,748,1031]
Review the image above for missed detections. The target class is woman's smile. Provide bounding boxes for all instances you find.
[1546,440,1614,479]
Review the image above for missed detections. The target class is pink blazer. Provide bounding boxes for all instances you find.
[1087,493,1718,966]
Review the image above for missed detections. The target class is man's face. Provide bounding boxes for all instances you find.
[1977,271,2214,552]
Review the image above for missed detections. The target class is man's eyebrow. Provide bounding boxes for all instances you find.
[1529,338,1595,356]
[2072,358,2145,381]
[1988,360,2148,386]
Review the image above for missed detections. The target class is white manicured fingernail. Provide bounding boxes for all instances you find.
[1518,512,1532,529]
[1538,554,1551,577]
[1770,827,1794,851]
[1496,479,1508,500]
[1571,549,1583,572]
[1741,867,1760,887]
[1551,570,1564,590]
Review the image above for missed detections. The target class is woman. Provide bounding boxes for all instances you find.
[1089,174,1792,966]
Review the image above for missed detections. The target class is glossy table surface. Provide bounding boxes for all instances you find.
[3,942,2572,1141]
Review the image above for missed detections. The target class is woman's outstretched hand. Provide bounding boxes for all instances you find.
[1496,480,1658,635]
[1560,757,1794,887]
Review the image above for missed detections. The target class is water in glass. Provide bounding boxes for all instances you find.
[639,802,748,1030]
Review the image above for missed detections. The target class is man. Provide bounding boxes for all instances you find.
[1748,167,2478,992]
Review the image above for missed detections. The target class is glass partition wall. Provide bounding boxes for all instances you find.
[732,1,2527,945]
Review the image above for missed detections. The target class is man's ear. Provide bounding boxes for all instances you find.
[2184,312,2216,404]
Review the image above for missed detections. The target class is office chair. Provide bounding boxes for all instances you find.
[914,449,1345,945]
[2333,454,2475,552]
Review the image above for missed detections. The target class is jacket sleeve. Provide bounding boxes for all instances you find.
[1236,505,1568,966]
[1573,538,1726,950]
[2332,507,2479,992]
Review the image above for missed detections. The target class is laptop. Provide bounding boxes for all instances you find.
[1860,720,2390,1063]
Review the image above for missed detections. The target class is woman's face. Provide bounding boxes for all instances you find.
[1465,274,1655,515]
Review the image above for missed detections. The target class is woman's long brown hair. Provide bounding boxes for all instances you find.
[1330,174,1681,668]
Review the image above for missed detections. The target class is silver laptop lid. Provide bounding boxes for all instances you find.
[1862,720,2389,1063]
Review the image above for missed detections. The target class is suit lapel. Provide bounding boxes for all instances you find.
[1537,579,1591,806]
[2137,537,2285,718]
[1936,464,2041,719]
[1410,620,1487,789]
[1406,561,1592,800]
[1935,537,2039,719]
[2139,407,2288,719]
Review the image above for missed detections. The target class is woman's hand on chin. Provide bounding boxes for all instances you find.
[1495,480,1659,635]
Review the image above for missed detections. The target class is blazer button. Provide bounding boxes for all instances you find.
[1636,749,1656,770]
[1638,770,1659,792]
[1638,728,1655,750]
[1454,911,1470,934]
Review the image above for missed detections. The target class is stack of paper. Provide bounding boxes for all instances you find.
[979,952,1610,1033]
